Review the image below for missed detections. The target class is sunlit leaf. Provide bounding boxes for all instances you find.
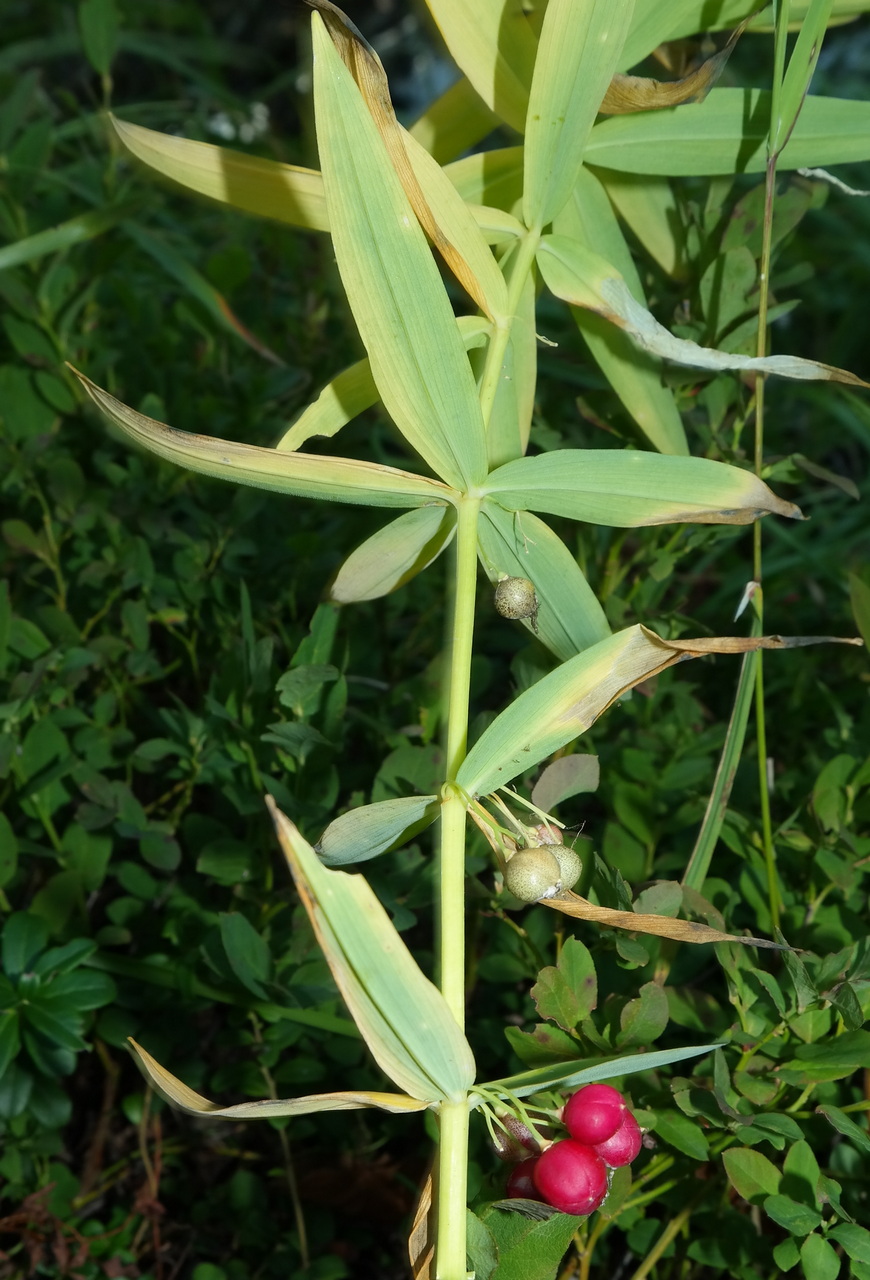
[409,76,498,165]
[270,801,475,1101]
[70,368,457,509]
[128,1038,427,1116]
[481,1042,724,1101]
[421,0,537,133]
[523,0,634,229]
[586,88,870,176]
[538,234,869,387]
[311,14,488,490]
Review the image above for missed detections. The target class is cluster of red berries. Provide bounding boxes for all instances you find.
[505,1083,642,1215]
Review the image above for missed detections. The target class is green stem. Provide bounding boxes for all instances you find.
[435,494,480,1279]
[478,229,541,430]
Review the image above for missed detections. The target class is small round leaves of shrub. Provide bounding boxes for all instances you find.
[506,1156,540,1200]
[532,1140,608,1216]
[504,847,562,903]
[563,1083,626,1145]
[548,843,582,892]
[594,1111,642,1168]
[494,575,538,629]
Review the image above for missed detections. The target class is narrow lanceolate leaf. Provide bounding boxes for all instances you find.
[456,626,859,797]
[317,796,441,866]
[0,201,141,273]
[308,2,507,320]
[485,450,802,527]
[541,893,786,948]
[585,89,870,176]
[330,507,457,604]
[128,1039,427,1117]
[538,234,869,388]
[422,0,537,133]
[772,0,835,156]
[553,169,688,454]
[523,0,634,229]
[269,801,476,1101]
[276,316,491,455]
[409,76,498,166]
[312,15,487,490]
[602,16,748,114]
[70,368,456,510]
[122,223,283,365]
[112,117,329,229]
[478,502,611,661]
[481,1043,724,1102]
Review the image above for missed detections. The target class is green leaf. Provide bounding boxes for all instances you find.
[586,88,870,176]
[782,1029,870,1083]
[773,0,835,156]
[847,573,870,649]
[722,1147,782,1203]
[478,503,611,661]
[651,1108,709,1160]
[317,796,441,867]
[799,1232,841,1280]
[829,1223,870,1264]
[485,447,801,528]
[311,14,487,490]
[523,0,634,229]
[783,1140,822,1209]
[482,1205,582,1280]
[2,912,48,977]
[219,914,271,999]
[617,981,669,1048]
[70,368,456,509]
[0,813,19,889]
[22,1002,88,1054]
[531,756,599,812]
[482,1042,722,1101]
[0,201,141,274]
[531,937,597,1032]
[816,1104,870,1155]
[763,1194,822,1236]
[420,0,537,134]
[78,0,119,76]
[128,1039,428,1118]
[467,1209,499,1280]
[270,801,475,1102]
[330,507,456,604]
[774,1238,802,1272]
[0,1011,21,1077]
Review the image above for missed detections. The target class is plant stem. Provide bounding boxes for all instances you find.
[435,493,480,1279]
[478,229,541,430]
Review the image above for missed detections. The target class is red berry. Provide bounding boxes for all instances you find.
[532,1140,608,1216]
[563,1083,626,1145]
[506,1156,541,1200]
[594,1112,642,1168]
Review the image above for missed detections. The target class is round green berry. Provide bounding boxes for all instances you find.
[548,844,582,892]
[504,848,562,903]
[494,576,538,624]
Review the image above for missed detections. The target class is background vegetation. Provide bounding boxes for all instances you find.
[1,1,869,1277]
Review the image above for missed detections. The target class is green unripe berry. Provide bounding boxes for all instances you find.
[494,576,538,631]
[548,844,582,892]
[504,848,562,903]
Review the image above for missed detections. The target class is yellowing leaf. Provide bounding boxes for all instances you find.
[128,1038,427,1117]
[112,117,329,229]
[69,367,456,510]
[601,17,749,114]
[457,625,860,797]
[541,893,786,948]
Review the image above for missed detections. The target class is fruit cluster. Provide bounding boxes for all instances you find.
[505,1084,642,1216]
